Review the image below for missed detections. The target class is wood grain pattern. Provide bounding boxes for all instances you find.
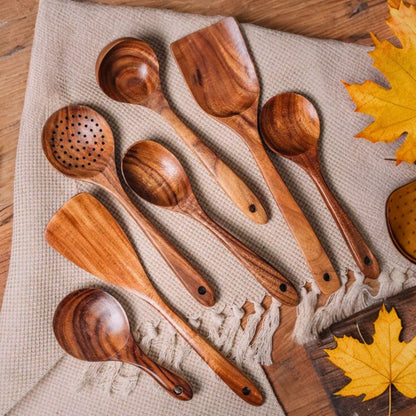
[42,105,215,306]
[306,287,416,416]
[46,192,263,406]
[171,17,341,295]
[53,287,193,400]
[96,38,267,224]
[260,92,380,279]
[121,140,299,305]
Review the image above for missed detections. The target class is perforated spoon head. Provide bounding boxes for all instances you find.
[53,288,132,362]
[96,38,160,105]
[42,105,114,180]
[260,93,320,158]
[122,140,193,209]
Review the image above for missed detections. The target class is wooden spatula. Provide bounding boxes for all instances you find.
[45,192,263,406]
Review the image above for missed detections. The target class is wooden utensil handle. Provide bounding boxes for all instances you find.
[191,205,298,305]
[101,171,215,306]
[119,338,193,400]
[147,91,267,224]
[141,291,263,406]
[307,163,379,279]
[249,142,340,294]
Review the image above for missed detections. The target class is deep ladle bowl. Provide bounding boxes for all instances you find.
[260,92,379,279]
[53,287,193,400]
[95,38,267,224]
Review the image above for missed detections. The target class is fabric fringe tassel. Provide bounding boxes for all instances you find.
[219,305,245,357]
[250,298,281,365]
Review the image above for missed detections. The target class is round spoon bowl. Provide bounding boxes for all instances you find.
[53,288,131,362]
[122,140,192,208]
[260,92,320,157]
[42,105,114,180]
[96,38,160,105]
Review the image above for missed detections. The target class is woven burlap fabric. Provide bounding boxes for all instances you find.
[1,0,416,414]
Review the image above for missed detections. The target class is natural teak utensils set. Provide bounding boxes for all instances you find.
[43,16,380,407]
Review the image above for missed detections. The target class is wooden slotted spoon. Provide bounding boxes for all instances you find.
[46,192,263,406]
[42,105,214,306]
[171,17,340,296]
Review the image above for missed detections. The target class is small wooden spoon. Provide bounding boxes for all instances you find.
[46,193,263,405]
[53,287,193,400]
[42,105,214,306]
[122,140,298,305]
[96,38,267,224]
[260,92,379,279]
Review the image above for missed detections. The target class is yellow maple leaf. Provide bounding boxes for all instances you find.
[325,305,416,414]
[343,1,416,165]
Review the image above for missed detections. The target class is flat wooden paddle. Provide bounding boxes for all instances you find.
[171,17,340,295]
[45,192,263,406]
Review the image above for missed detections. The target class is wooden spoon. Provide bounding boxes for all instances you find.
[42,105,214,307]
[53,287,193,400]
[260,93,379,279]
[96,38,267,225]
[46,193,263,406]
[171,17,340,295]
[122,140,298,305]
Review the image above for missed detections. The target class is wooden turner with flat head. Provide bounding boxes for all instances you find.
[171,17,340,296]
[45,193,263,406]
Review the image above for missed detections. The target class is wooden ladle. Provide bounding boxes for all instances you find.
[260,92,379,279]
[42,105,214,306]
[46,193,263,405]
[122,140,298,305]
[171,17,340,295]
[96,38,267,224]
[53,287,193,400]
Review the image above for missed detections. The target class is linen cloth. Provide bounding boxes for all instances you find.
[1,0,416,414]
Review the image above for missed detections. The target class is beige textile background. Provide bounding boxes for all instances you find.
[1,0,416,414]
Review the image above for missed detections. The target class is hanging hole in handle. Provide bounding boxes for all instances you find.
[364,256,372,265]
[279,283,287,292]
[323,273,331,282]
[249,204,256,213]
[174,386,184,395]
[242,387,251,396]
[198,286,207,295]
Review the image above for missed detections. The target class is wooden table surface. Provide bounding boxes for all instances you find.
[0,0,407,310]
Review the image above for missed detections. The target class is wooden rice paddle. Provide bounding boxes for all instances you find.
[45,192,263,406]
[171,17,340,294]
[53,288,193,400]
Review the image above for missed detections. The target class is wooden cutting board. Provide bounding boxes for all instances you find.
[243,286,416,415]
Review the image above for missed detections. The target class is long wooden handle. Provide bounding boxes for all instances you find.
[118,337,193,401]
[307,164,379,279]
[99,169,216,306]
[146,91,267,224]
[141,290,263,406]
[249,142,340,294]
[191,205,298,305]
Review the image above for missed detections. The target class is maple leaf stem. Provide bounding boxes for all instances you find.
[355,321,366,343]
[388,383,392,416]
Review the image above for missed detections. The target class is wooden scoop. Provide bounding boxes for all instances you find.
[96,38,267,224]
[122,140,298,305]
[46,193,263,406]
[53,287,193,400]
[42,105,214,306]
[260,93,379,279]
[171,17,340,295]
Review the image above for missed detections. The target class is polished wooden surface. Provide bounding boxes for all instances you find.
[1,0,409,308]
[260,92,380,279]
[46,192,263,405]
[386,180,416,264]
[96,38,267,223]
[42,105,215,306]
[171,17,341,295]
[122,140,299,305]
[53,287,193,400]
